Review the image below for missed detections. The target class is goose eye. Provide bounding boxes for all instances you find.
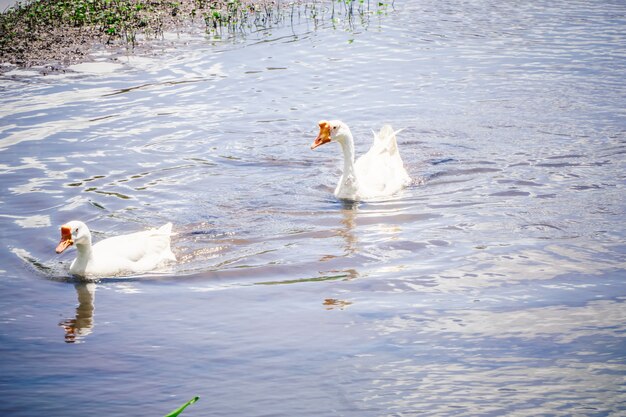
[74,228,78,233]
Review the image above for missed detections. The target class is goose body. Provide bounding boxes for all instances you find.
[311,120,411,201]
[55,221,176,278]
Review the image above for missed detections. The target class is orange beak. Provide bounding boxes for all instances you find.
[311,121,332,150]
[55,225,73,254]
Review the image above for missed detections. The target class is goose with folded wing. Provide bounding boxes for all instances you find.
[55,221,176,278]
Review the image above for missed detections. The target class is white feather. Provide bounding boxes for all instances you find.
[59,221,176,278]
[316,120,411,201]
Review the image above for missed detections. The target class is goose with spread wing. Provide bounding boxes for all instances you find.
[311,120,411,201]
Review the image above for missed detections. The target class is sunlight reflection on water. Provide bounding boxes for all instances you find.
[0,0,625,416]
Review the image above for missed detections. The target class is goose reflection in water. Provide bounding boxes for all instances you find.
[59,283,95,343]
[339,200,359,257]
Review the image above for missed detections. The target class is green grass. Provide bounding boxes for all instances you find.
[164,396,199,417]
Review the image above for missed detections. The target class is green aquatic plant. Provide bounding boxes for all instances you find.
[0,0,392,67]
[164,396,200,417]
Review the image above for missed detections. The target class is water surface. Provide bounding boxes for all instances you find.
[1,1,625,416]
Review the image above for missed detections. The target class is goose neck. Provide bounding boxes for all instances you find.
[339,135,356,175]
[75,242,94,263]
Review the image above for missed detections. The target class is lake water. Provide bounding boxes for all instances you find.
[1,1,625,416]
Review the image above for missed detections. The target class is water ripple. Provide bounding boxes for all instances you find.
[0,1,625,415]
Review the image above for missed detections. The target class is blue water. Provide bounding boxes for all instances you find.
[1,1,625,415]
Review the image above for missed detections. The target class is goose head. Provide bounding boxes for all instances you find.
[311,120,351,149]
[56,220,91,254]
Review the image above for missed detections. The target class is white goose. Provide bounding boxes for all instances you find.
[311,120,411,201]
[55,221,176,278]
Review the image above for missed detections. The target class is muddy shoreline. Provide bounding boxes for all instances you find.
[0,0,323,74]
